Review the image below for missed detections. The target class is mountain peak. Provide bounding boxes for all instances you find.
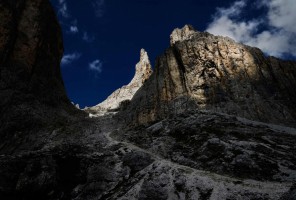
[88,49,153,114]
[140,48,149,61]
[170,24,197,45]
[131,48,152,86]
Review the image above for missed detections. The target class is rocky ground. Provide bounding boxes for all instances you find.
[1,111,296,199]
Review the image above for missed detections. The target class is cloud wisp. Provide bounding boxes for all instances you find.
[92,0,105,18]
[206,0,296,58]
[89,60,103,73]
[57,0,70,18]
[61,53,81,66]
[82,32,95,43]
[70,25,79,33]
[56,1,80,35]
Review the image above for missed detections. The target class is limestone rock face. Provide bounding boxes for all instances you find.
[89,49,152,113]
[1,5,296,198]
[123,25,296,126]
[0,0,77,140]
[170,24,196,45]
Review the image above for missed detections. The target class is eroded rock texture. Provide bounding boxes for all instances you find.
[0,0,78,142]
[1,1,296,199]
[123,25,296,126]
[87,49,152,114]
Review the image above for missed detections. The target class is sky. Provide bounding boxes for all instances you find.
[50,0,296,108]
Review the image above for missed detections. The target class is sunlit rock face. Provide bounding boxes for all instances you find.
[123,25,296,126]
[87,49,153,114]
[170,24,196,45]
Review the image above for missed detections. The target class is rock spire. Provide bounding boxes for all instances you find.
[88,49,152,114]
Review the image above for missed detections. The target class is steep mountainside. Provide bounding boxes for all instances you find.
[86,49,152,115]
[0,0,80,144]
[1,1,296,199]
[123,25,296,127]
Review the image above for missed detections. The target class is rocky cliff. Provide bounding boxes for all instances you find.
[1,1,296,199]
[123,25,296,127]
[0,0,79,151]
[87,49,152,114]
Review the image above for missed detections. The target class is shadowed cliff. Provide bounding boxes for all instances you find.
[0,0,82,153]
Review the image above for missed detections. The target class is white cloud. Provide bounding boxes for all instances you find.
[57,0,69,18]
[89,60,103,73]
[206,16,259,44]
[61,53,81,65]
[216,0,246,17]
[92,0,105,18]
[70,26,79,33]
[268,0,296,33]
[82,32,95,43]
[206,0,296,58]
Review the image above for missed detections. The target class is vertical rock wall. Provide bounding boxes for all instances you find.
[0,0,76,138]
[123,25,296,126]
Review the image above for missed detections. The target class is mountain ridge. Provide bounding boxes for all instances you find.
[119,24,296,127]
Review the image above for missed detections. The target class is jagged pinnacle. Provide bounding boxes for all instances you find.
[170,24,197,45]
[90,48,153,112]
[131,48,153,85]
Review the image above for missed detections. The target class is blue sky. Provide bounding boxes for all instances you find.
[50,0,296,108]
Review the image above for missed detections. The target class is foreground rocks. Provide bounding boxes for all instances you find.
[1,112,296,199]
[114,110,296,182]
